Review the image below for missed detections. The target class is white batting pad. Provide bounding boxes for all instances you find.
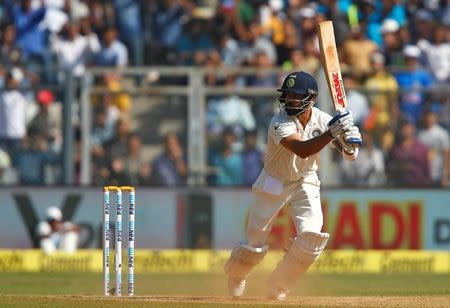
[267,232,329,294]
[224,242,269,278]
[292,231,330,261]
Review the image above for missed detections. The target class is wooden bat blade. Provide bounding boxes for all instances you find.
[318,21,347,113]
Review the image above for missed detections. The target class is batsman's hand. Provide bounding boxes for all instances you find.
[327,111,354,138]
[338,125,362,154]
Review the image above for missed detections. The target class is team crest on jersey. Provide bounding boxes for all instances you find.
[287,78,295,87]
[312,129,321,137]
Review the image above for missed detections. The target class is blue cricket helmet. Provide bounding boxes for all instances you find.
[277,71,318,116]
[277,71,318,96]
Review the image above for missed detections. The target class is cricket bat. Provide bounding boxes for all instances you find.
[317,21,347,113]
[318,21,360,154]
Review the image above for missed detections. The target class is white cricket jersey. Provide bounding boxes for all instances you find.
[257,107,332,187]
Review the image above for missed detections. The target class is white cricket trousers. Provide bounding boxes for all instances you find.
[246,182,323,247]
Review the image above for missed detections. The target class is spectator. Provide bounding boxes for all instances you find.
[36,206,80,255]
[247,50,279,142]
[386,118,431,187]
[282,49,305,72]
[210,127,242,186]
[50,21,100,80]
[9,0,53,82]
[242,20,277,66]
[340,132,385,187]
[276,19,300,67]
[0,23,21,70]
[0,23,39,88]
[316,0,350,46]
[9,0,46,57]
[394,45,433,124]
[151,0,185,65]
[105,118,131,161]
[95,27,128,67]
[204,50,225,86]
[301,38,320,74]
[113,0,143,66]
[381,0,407,26]
[27,89,62,152]
[109,155,131,185]
[124,133,146,185]
[207,74,256,138]
[87,0,114,34]
[380,18,404,66]
[15,134,59,185]
[261,0,285,59]
[412,9,435,43]
[93,164,111,186]
[102,73,131,113]
[417,24,450,84]
[0,69,28,161]
[217,29,241,67]
[356,0,377,27]
[91,108,114,149]
[343,72,369,127]
[297,7,318,46]
[137,162,154,186]
[100,89,121,129]
[152,132,187,186]
[367,0,406,45]
[247,50,278,87]
[341,23,378,74]
[364,51,399,152]
[286,0,309,26]
[32,0,69,34]
[90,108,110,185]
[418,109,450,187]
[242,130,264,187]
[65,0,89,21]
[176,18,213,65]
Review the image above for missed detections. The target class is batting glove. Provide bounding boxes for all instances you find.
[327,111,354,138]
[336,125,362,154]
[342,126,362,146]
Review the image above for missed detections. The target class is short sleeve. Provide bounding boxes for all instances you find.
[269,116,297,145]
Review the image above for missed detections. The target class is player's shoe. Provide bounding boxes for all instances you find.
[267,288,287,301]
[227,276,246,299]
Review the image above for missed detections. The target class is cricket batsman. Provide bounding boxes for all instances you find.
[224,71,362,300]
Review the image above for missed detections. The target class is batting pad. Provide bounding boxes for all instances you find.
[292,231,330,262]
[268,232,330,292]
[224,242,269,278]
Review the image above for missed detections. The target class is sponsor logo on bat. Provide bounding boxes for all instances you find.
[331,72,346,109]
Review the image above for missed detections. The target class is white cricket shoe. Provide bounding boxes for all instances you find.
[268,288,287,301]
[227,277,246,299]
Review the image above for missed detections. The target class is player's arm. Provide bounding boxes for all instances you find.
[280,112,354,159]
[281,132,333,159]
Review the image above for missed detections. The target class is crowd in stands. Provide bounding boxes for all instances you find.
[0,0,448,187]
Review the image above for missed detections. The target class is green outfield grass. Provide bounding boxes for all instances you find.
[1,272,449,307]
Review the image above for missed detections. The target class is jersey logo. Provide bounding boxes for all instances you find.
[312,129,321,137]
[274,123,282,130]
